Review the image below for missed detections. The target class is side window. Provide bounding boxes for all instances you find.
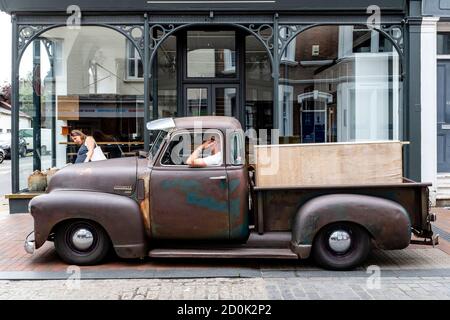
[160,132,191,165]
[160,130,223,166]
[229,132,245,165]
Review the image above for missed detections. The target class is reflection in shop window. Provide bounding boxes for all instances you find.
[127,40,144,79]
[187,30,236,78]
[245,33,273,136]
[280,27,297,65]
[278,85,293,138]
[223,49,236,74]
[18,26,145,191]
[279,25,401,145]
[156,34,177,118]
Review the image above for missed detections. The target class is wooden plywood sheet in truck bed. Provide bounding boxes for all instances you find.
[254,141,404,187]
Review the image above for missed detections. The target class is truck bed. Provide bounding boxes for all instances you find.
[253,179,432,239]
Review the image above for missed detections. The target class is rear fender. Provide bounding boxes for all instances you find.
[291,194,411,258]
[29,190,148,258]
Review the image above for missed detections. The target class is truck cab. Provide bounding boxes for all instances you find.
[147,117,249,242]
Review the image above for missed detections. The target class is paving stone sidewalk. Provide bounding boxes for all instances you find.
[0,276,449,300]
[0,201,449,299]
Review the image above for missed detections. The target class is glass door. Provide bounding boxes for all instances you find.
[185,86,210,116]
[181,28,242,121]
[213,85,238,117]
[184,84,239,118]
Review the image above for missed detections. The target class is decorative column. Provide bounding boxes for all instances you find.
[11,14,19,193]
[405,16,423,182]
[272,14,280,132]
[421,17,440,205]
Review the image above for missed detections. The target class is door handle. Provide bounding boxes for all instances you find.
[210,176,227,180]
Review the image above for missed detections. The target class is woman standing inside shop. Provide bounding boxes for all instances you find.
[70,130,106,163]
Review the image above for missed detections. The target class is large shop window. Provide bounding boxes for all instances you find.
[187,30,236,78]
[18,26,145,191]
[155,34,177,118]
[245,30,273,134]
[278,25,402,144]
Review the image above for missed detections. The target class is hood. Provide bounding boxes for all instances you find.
[48,157,138,196]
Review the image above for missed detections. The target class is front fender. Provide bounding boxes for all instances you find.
[291,194,411,257]
[29,190,148,258]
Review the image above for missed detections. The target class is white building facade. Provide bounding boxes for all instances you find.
[421,0,450,205]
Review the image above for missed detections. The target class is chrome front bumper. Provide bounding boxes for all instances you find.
[24,231,35,254]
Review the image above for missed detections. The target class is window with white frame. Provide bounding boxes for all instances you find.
[280,27,297,64]
[223,49,236,74]
[127,40,143,79]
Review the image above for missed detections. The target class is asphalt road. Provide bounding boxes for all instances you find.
[0,154,53,196]
[0,159,11,198]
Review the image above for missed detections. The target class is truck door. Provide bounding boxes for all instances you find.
[149,129,230,240]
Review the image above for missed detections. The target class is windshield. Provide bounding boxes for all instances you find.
[148,130,168,164]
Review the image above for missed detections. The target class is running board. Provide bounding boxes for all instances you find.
[148,248,299,259]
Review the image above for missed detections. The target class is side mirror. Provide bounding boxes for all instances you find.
[139,150,148,158]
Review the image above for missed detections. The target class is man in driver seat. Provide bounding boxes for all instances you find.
[186,135,222,167]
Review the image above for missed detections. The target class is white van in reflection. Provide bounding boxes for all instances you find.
[19,128,53,155]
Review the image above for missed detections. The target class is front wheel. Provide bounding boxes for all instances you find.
[0,152,4,164]
[312,222,371,270]
[54,220,110,265]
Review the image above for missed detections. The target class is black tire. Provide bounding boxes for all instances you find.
[54,220,110,265]
[0,152,4,164]
[312,222,371,271]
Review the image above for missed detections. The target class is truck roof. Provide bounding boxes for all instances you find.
[173,116,242,131]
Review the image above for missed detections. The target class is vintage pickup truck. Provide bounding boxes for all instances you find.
[26,116,437,270]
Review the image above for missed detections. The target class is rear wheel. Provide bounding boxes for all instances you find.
[0,152,4,164]
[54,220,110,265]
[312,222,371,270]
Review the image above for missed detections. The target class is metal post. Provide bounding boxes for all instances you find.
[44,41,57,167]
[32,40,42,171]
[152,49,158,120]
[144,14,150,152]
[272,13,280,137]
[11,15,19,193]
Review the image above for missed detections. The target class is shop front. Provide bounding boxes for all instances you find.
[1,0,420,212]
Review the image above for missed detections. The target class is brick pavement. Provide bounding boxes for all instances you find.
[0,209,449,275]
[0,204,449,299]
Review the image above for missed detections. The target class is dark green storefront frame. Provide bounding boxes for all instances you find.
[7,5,423,203]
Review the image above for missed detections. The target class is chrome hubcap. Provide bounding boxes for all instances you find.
[71,228,94,251]
[328,230,351,253]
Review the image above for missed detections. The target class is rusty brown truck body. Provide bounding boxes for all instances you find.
[26,116,436,270]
